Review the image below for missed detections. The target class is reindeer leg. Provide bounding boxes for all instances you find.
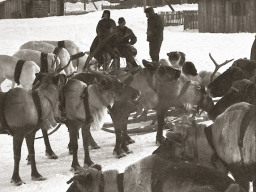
[41,129,58,159]
[88,131,100,149]
[68,124,81,170]
[111,111,127,158]
[156,106,168,145]
[11,134,25,186]
[25,132,46,181]
[82,124,94,166]
[11,81,15,89]
[253,179,256,192]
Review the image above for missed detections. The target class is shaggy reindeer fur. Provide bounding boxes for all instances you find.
[43,40,98,73]
[20,41,75,75]
[165,102,256,191]
[0,73,66,186]
[0,55,40,90]
[199,70,221,87]
[62,76,140,167]
[66,155,244,192]
[13,49,60,73]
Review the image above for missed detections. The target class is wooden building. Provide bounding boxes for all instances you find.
[118,0,196,7]
[0,0,64,19]
[197,0,256,33]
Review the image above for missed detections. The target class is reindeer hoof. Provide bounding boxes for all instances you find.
[123,149,133,154]
[32,175,47,181]
[46,151,58,159]
[156,136,165,145]
[90,144,100,149]
[11,178,26,186]
[113,151,126,159]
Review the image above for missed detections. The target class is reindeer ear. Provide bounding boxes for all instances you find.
[142,59,157,72]
[158,66,167,76]
[91,164,102,171]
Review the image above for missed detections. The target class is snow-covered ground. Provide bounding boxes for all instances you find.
[0,2,255,192]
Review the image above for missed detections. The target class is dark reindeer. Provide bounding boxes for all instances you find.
[66,154,245,192]
[208,79,256,120]
[208,59,256,97]
[0,72,67,186]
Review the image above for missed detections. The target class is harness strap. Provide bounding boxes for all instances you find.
[0,92,13,135]
[32,90,42,126]
[57,41,65,49]
[99,173,105,192]
[117,173,124,192]
[53,47,61,55]
[14,60,25,85]
[177,80,191,99]
[81,87,93,124]
[40,52,48,73]
[238,107,255,163]
[192,122,199,163]
[204,125,215,150]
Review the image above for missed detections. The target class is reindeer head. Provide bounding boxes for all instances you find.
[208,79,256,120]
[66,165,103,192]
[95,75,140,104]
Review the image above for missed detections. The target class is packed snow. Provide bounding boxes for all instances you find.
[0,2,255,192]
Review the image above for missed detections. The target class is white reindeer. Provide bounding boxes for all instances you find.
[20,41,75,75]
[13,49,60,73]
[43,40,97,73]
[0,55,40,91]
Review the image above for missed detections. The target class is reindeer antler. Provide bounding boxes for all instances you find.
[209,53,234,83]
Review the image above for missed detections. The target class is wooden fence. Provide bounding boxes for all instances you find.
[159,11,184,26]
[159,11,198,30]
[183,11,198,30]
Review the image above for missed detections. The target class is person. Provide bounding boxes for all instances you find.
[116,17,139,68]
[144,7,164,62]
[90,10,120,71]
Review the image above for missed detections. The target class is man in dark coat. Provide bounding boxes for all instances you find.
[116,17,139,68]
[250,35,256,60]
[145,7,164,62]
[90,10,120,71]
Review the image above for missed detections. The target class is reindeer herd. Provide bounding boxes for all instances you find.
[0,39,255,192]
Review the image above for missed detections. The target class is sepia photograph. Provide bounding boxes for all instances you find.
[0,0,255,191]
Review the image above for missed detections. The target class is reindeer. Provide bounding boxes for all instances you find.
[92,59,213,159]
[208,59,256,97]
[0,70,67,186]
[0,55,40,91]
[20,41,75,76]
[58,70,141,168]
[164,101,256,192]
[208,79,256,120]
[13,49,60,73]
[42,40,98,73]
[66,155,245,192]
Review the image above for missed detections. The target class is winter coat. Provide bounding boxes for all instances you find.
[96,18,117,39]
[116,26,137,45]
[146,12,164,42]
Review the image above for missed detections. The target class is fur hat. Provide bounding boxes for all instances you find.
[102,10,110,18]
[144,7,154,15]
[182,61,198,76]
[118,17,125,24]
